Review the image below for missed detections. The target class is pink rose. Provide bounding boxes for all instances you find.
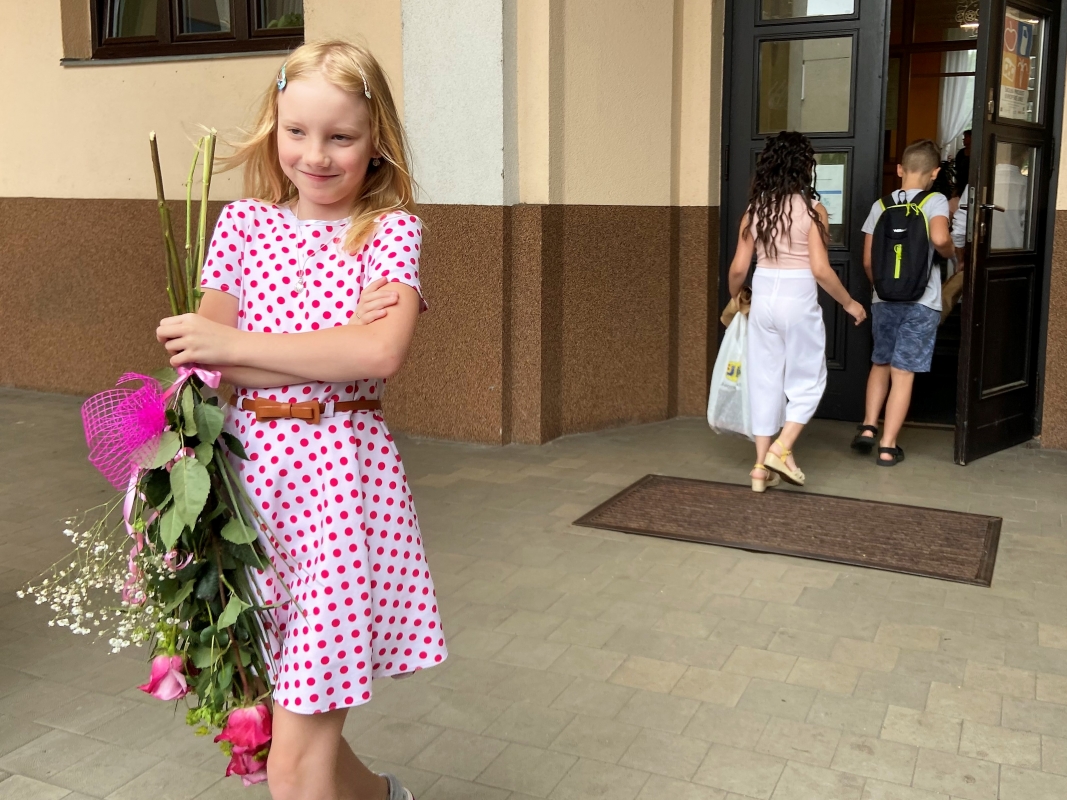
[138,655,188,701]
[215,704,273,751]
[225,746,268,786]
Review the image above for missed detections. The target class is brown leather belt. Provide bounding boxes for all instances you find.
[231,395,382,424]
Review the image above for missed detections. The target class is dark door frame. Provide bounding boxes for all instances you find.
[956,0,1065,462]
[717,0,1066,461]
[718,0,891,421]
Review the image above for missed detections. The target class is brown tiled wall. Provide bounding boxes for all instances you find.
[0,199,716,445]
[1043,211,1067,449]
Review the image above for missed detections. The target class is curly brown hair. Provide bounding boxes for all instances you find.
[745,131,828,260]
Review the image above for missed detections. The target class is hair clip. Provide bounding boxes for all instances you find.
[357,65,371,99]
[277,64,287,92]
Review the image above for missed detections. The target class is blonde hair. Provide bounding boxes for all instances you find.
[221,40,415,253]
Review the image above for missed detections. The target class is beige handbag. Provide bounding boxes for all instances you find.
[720,287,752,328]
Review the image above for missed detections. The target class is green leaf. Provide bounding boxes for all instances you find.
[162,579,195,614]
[144,469,171,508]
[181,388,198,436]
[171,458,210,527]
[159,506,185,550]
[195,561,220,601]
[165,408,180,430]
[151,431,182,469]
[220,517,257,545]
[217,661,234,694]
[152,365,178,388]
[199,625,217,645]
[194,402,225,444]
[221,432,248,460]
[217,595,250,629]
[190,645,221,669]
[224,540,265,570]
[194,442,214,467]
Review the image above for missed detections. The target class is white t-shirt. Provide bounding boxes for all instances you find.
[861,189,949,311]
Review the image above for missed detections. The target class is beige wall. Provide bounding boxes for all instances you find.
[512,0,719,208]
[1,1,402,202]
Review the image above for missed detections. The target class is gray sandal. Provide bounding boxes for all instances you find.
[382,773,415,800]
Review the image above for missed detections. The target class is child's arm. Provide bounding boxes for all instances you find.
[190,289,308,388]
[863,233,873,284]
[727,213,755,299]
[810,205,866,326]
[160,284,421,382]
[930,215,955,260]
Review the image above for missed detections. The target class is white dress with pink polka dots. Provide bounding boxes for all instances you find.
[201,200,447,714]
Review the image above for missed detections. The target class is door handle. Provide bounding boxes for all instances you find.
[980,203,1006,213]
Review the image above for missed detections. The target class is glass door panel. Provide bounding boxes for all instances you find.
[758,37,854,133]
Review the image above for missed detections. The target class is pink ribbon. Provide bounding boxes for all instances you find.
[164,365,222,399]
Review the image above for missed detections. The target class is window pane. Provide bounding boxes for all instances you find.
[990,142,1037,251]
[759,37,852,134]
[258,0,304,30]
[761,0,854,21]
[179,0,232,34]
[999,7,1046,123]
[108,0,156,38]
[814,152,849,246]
[913,0,979,43]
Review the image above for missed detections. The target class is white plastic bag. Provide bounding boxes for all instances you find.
[707,312,753,440]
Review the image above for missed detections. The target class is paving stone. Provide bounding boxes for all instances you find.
[619,729,709,781]
[477,743,576,797]
[548,757,650,800]
[859,777,953,799]
[754,716,840,767]
[722,647,796,682]
[768,762,866,800]
[421,776,510,800]
[957,719,1041,767]
[550,678,634,719]
[683,704,769,749]
[924,682,1002,725]
[1040,734,1067,775]
[964,663,1036,699]
[735,678,818,722]
[831,638,900,672]
[875,624,942,652]
[616,690,700,735]
[0,775,71,800]
[880,706,962,754]
[911,748,999,800]
[767,629,837,660]
[482,702,574,748]
[1036,672,1067,704]
[409,729,508,781]
[691,744,785,800]
[671,668,750,707]
[608,656,688,694]
[1001,696,1067,737]
[830,734,918,785]
[998,764,1067,799]
[548,715,641,763]
[636,775,727,800]
[854,671,931,711]
[806,692,888,736]
[786,657,860,695]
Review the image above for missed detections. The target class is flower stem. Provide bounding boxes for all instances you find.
[150,132,186,315]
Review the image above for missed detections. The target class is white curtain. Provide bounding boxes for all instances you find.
[215,0,231,28]
[938,50,977,159]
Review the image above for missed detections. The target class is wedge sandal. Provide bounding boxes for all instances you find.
[764,440,806,486]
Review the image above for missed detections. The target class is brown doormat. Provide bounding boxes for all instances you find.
[575,475,1001,586]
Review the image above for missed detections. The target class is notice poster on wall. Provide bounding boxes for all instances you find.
[1000,9,1035,121]
[814,163,845,225]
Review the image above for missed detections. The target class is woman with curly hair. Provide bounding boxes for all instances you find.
[727,131,867,492]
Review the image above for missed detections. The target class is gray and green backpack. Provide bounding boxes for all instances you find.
[871,190,935,302]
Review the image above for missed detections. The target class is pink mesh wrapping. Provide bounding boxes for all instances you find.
[81,373,168,489]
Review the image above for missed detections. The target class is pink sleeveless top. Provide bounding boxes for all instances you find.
[750,194,814,270]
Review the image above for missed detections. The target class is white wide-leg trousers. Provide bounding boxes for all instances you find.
[748,268,828,437]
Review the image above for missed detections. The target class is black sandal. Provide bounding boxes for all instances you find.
[877,446,905,466]
[851,425,879,453]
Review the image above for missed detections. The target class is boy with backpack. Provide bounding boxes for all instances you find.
[851,139,956,465]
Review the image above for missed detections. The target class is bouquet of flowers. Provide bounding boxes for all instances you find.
[20,133,275,786]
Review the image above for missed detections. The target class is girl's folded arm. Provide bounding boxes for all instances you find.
[231,284,421,382]
[195,288,308,388]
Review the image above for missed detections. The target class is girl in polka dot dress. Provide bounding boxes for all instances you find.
[156,41,445,800]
